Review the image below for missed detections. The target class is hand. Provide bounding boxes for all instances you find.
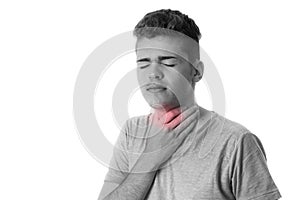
[133,105,199,172]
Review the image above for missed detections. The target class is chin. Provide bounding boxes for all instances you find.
[148,101,179,112]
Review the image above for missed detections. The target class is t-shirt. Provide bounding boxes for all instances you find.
[104,109,281,200]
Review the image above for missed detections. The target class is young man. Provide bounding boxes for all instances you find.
[99,9,281,200]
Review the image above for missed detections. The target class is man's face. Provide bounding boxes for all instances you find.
[136,35,197,112]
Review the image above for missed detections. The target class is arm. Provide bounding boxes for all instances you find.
[100,165,156,200]
[99,106,199,200]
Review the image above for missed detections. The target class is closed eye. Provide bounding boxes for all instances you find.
[137,62,150,69]
[160,57,178,67]
[137,63,176,69]
[162,64,176,67]
[138,65,150,69]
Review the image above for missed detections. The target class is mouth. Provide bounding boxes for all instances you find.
[145,83,167,93]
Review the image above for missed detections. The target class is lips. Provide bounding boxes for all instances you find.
[145,83,167,93]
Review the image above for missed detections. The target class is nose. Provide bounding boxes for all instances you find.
[148,73,163,80]
[148,65,164,80]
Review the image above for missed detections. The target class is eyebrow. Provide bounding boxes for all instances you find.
[136,58,150,62]
[137,56,178,62]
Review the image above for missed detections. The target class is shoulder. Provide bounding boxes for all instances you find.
[125,115,149,132]
[218,114,264,154]
[127,115,149,126]
[217,113,249,138]
[199,112,262,159]
[212,112,254,143]
[120,114,151,144]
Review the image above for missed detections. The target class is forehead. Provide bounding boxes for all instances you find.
[136,36,195,62]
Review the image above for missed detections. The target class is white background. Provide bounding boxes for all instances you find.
[0,0,299,199]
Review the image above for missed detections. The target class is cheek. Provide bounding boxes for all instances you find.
[181,64,194,81]
[137,70,147,85]
[167,67,193,85]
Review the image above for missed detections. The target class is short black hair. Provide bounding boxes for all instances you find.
[134,9,201,43]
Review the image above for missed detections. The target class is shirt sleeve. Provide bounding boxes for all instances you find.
[229,133,281,200]
[104,120,130,184]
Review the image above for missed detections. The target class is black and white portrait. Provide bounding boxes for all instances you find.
[1,1,299,200]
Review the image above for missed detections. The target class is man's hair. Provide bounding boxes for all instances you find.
[134,9,201,43]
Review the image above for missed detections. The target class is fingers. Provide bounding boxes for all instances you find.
[165,105,198,129]
[176,119,198,140]
[151,107,182,125]
[167,119,198,149]
[172,108,199,134]
[163,107,182,124]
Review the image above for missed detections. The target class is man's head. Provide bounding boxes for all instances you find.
[134,9,201,44]
[133,9,204,111]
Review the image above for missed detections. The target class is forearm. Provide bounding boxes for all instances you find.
[102,170,157,200]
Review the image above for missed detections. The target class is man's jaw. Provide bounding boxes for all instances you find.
[141,83,196,114]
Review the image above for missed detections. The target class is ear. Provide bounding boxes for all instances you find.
[192,60,204,82]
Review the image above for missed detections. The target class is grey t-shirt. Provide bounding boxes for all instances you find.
[104,110,281,200]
